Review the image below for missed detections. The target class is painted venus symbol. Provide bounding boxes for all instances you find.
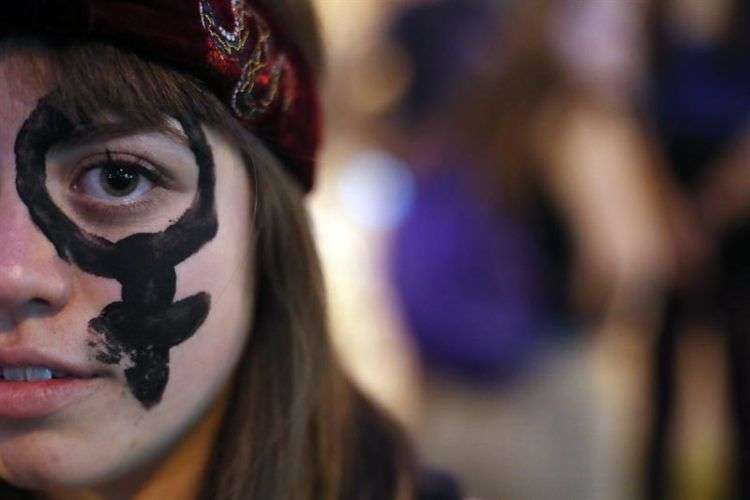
[14,92,219,408]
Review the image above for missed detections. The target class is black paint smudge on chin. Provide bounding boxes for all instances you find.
[14,92,218,408]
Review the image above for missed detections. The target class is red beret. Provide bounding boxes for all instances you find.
[2,0,321,192]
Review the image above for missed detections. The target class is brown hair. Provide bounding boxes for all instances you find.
[0,21,415,500]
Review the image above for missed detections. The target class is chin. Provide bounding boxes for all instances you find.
[0,428,140,492]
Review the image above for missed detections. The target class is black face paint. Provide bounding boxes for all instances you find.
[14,92,218,408]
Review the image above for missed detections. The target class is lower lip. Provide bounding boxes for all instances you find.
[0,378,102,419]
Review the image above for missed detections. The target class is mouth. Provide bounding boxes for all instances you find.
[0,366,100,382]
[0,350,107,420]
[0,372,104,420]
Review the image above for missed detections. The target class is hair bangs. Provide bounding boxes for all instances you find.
[1,35,235,139]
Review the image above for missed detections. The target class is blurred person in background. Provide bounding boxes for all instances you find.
[644,1,750,498]
[388,0,542,393]
[384,0,678,498]
[386,0,750,498]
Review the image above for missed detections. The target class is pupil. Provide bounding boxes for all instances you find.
[101,165,138,196]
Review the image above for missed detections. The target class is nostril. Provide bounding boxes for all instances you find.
[26,298,53,316]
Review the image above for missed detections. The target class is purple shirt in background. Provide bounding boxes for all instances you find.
[389,162,544,384]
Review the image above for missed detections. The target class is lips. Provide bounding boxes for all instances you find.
[0,347,102,379]
[1,366,86,381]
[0,347,107,419]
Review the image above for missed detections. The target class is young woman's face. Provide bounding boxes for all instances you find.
[0,50,256,489]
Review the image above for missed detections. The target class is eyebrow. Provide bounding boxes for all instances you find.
[51,120,190,152]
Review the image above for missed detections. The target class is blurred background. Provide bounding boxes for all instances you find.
[309,1,750,498]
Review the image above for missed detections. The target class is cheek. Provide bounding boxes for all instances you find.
[164,290,252,421]
[166,249,254,407]
[71,272,122,323]
[159,151,255,418]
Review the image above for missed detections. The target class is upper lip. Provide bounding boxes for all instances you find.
[0,346,103,378]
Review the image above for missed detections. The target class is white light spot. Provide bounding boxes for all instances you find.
[337,150,414,231]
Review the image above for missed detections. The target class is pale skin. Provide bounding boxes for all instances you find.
[0,50,257,499]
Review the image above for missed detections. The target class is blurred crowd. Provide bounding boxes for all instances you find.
[311,0,750,498]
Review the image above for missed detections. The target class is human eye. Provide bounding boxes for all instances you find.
[46,128,199,237]
[69,150,174,217]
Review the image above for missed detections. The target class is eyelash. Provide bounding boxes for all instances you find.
[69,150,172,219]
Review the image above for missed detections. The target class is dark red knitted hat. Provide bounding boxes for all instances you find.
[2,0,321,192]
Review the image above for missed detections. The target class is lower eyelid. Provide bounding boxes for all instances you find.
[67,187,169,225]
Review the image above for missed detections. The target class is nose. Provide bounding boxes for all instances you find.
[0,182,72,328]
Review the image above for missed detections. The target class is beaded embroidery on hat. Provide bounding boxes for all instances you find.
[199,0,286,120]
